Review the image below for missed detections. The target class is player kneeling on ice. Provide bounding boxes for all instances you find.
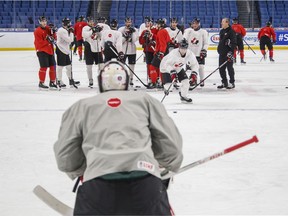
[160,38,199,103]
[54,60,183,215]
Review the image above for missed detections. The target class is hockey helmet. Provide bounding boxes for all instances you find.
[78,15,85,22]
[38,16,47,23]
[232,17,239,24]
[62,17,71,27]
[191,17,200,24]
[170,17,178,23]
[86,16,94,22]
[98,61,129,93]
[144,16,153,23]
[97,16,106,23]
[110,19,118,29]
[179,38,189,49]
[156,18,165,27]
[125,17,132,22]
[266,21,272,26]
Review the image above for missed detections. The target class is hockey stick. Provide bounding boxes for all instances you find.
[136,53,144,62]
[109,46,149,88]
[70,49,78,89]
[190,60,228,91]
[243,38,256,55]
[161,77,176,103]
[33,185,73,216]
[260,50,269,62]
[161,135,259,180]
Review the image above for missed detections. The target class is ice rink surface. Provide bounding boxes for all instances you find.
[0,49,288,215]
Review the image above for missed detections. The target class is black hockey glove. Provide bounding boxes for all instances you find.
[91,25,103,34]
[200,49,207,59]
[227,51,234,62]
[128,26,136,33]
[156,52,164,60]
[170,69,177,75]
[50,25,57,34]
[123,32,132,41]
[68,27,74,34]
[117,51,125,62]
[143,30,150,39]
[46,35,55,44]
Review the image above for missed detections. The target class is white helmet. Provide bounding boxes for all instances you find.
[98,60,129,92]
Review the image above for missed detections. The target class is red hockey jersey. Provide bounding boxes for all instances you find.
[34,26,55,55]
[74,21,87,41]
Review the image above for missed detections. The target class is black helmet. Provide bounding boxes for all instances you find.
[144,16,152,23]
[62,17,71,27]
[87,16,94,22]
[38,16,47,23]
[110,19,118,29]
[179,38,189,49]
[97,16,106,23]
[170,17,178,23]
[78,15,85,22]
[156,18,165,27]
[125,17,132,22]
[191,17,200,24]
[266,21,271,26]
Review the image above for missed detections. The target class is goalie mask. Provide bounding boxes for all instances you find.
[98,61,129,93]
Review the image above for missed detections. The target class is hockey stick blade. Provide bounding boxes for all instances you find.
[161,135,259,179]
[33,185,73,216]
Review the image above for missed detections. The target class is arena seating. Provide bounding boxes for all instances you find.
[257,0,288,27]
[0,0,89,31]
[109,0,239,28]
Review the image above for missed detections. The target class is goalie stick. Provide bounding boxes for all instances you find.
[33,185,73,216]
[33,136,258,214]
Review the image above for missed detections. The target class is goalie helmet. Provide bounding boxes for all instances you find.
[98,61,129,93]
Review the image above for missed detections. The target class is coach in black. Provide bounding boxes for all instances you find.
[217,17,237,89]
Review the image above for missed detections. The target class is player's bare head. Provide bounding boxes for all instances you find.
[221,18,230,29]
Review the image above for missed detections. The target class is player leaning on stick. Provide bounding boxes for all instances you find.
[54,60,183,215]
[34,16,57,90]
[82,17,104,88]
[160,38,199,103]
[56,17,80,88]
[183,17,208,88]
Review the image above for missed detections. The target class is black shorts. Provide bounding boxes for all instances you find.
[260,36,273,50]
[36,51,55,68]
[56,46,71,66]
[77,39,84,47]
[74,174,171,215]
[123,54,136,64]
[84,42,104,65]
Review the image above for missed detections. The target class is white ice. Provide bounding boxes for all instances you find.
[0,49,288,215]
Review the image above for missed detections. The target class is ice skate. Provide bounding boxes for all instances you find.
[39,82,49,90]
[49,81,58,90]
[179,92,192,103]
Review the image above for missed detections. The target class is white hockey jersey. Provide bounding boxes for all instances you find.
[160,48,199,73]
[82,25,101,53]
[165,27,183,44]
[100,29,123,53]
[183,28,209,57]
[56,27,74,55]
[97,23,111,31]
[118,26,138,55]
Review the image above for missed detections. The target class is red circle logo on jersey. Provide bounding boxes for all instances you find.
[108,33,112,37]
[107,98,121,108]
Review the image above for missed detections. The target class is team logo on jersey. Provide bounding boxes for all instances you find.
[108,33,112,37]
[107,98,121,108]
[174,63,184,68]
[137,161,155,172]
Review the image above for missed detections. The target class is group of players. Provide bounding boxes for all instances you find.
[34,15,278,102]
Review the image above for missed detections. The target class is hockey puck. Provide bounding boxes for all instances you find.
[134,89,137,91]
[213,83,216,85]
[173,111,177,113]
[135,85,141,88]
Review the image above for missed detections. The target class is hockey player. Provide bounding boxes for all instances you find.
[96,16,111,31]
[118,17,138,86]
[73,15,87,61]
[82,17,104,88]
[183,17,208,88]
[160,38,199,103]
[258,21,276,62]
[150,18,171,88]
[139,16,152,36]
[165,17,183,53]
[54,60,183,215]
[100,19,124,62]
[56,17,80,88]
[231,17,247,64]
[34,16,57,90]
[217,18,237,89]
[139,17,158,88]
